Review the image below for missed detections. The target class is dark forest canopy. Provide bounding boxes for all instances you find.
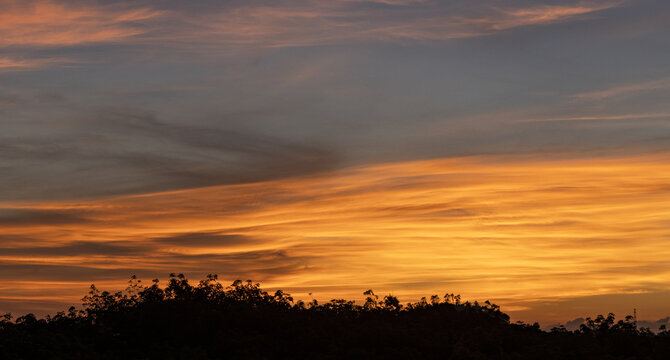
[2,274,670,359]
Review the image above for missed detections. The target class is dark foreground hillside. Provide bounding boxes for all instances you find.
[1,274,669,359]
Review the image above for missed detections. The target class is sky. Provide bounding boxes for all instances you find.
[1,0,670,327]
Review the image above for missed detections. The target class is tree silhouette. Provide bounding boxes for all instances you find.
[1,273,669,359]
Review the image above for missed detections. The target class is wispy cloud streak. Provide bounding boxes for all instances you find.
[0,0,163,46]
[572,76,670,100]
[0,0,623,50]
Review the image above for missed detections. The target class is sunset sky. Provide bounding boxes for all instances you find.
[2,0,670,327]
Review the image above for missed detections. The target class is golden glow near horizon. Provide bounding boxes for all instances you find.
[3,152,670,323]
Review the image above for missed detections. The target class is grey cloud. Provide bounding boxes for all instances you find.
[391,117,670,162]
[0,209,91,226]
[637,317,670,332]
[0,241,149,257]
[0,247,314,283]
[0,234,37,246]
[0,92,23,107]
[159,249,314,279]
[0,109,338,201]
[154,232,254,247]
[564,317,586,331]
[2,0,668,198]
[0,263,155,282]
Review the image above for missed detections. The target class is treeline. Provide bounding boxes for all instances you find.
[1,274,670,359]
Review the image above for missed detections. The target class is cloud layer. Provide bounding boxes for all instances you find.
[0,0,623,49]
[2,0,670,326]
[4,153,670,324]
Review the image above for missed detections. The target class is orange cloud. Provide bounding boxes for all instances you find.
[572,76,670,101]
[492,2,621,30]
[0,56,76,71]
[199,1,622,46]
[0,57,45,70]
[0,0,163,46]
[0,0,622,49]
[3,152,670,323]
